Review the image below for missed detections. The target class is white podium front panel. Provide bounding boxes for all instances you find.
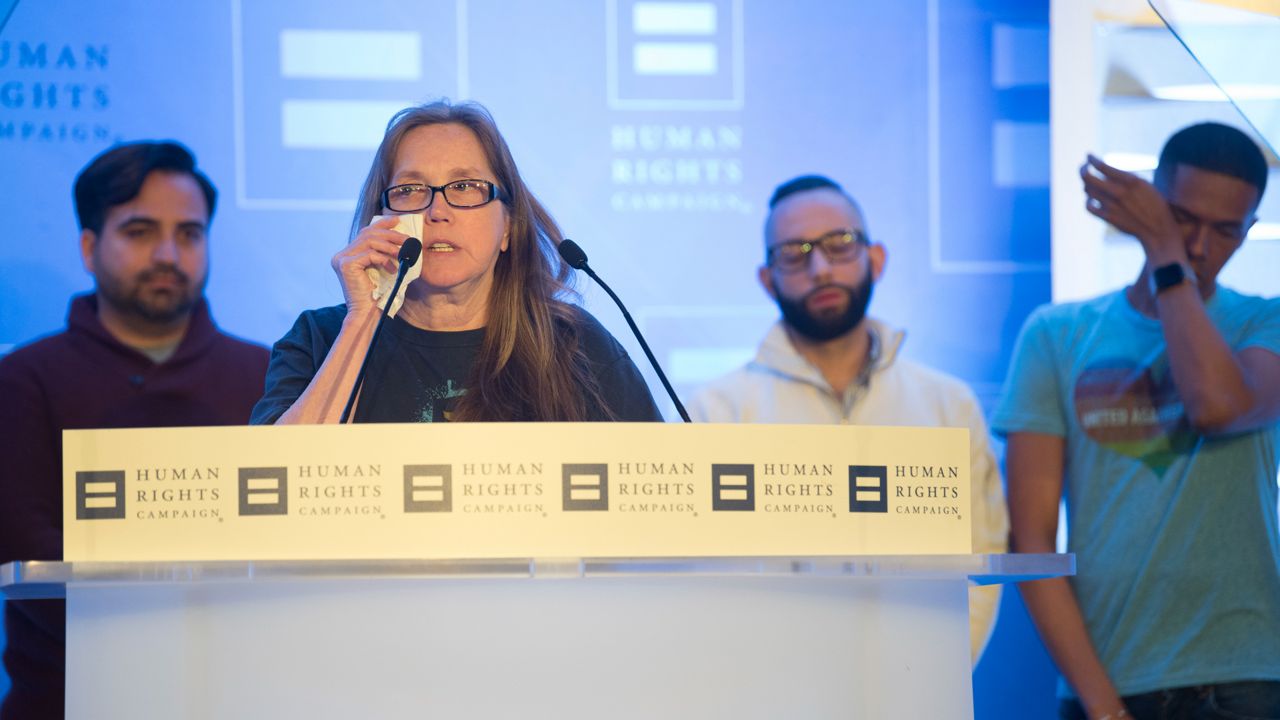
[67,576,971,720]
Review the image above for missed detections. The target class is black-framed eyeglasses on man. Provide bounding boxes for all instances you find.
[381,179,503,212]
[767,229,869,273]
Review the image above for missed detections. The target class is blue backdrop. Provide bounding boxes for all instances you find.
[0,1,1055,714]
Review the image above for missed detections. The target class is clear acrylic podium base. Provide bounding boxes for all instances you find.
[3,554,1071,720]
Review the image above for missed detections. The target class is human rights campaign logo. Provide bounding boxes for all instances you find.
[848,465,888,513]
[562,464,609,511]
[711,463,754,511]
[404,464,452,513]
[76,470,126,520]
[233,0,463,209]
[608,0,744,110]
[238,467,288,516]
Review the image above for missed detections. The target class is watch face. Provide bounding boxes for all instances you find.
[1152,262,1192,294]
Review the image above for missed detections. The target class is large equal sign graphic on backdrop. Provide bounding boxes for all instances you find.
[608,0,743,110]
[232,0,465,211]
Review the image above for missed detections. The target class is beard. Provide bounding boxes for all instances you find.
[95,263,202,325]
[774,263,874,342]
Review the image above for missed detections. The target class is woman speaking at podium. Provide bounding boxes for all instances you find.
[250,101,661,424]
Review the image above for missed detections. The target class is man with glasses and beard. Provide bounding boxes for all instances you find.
[688,174,1009,663]
[0,141,268,718]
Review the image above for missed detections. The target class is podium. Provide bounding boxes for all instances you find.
[2,554,1070,719]
[3,422,1072,717]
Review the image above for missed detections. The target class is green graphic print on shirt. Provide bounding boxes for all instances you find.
[417,379,467,423]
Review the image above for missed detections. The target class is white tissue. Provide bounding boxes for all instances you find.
[366,213,424,318]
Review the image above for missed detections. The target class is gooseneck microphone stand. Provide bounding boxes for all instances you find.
[558,238,692,423]
[339,237,423,424]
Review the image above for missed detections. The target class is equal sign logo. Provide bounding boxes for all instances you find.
[75,470,126,520]
[710,463,754,511]
[404,464,452,513]
[848,465,889,514]
[276,30,419,152]
[232,0,463,209]
[238,467,289,516]
[607,0,744,110]
[562,464,609,512]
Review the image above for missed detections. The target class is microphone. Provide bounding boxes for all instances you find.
[340,237,423,423]
[397,236,424,266]
[558,239,589,270]
[558,239,691,423]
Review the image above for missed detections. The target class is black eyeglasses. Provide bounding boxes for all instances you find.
[381,179,503,212]
[767,229,868,273]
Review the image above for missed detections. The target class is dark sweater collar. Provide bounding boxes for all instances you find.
[67,293,219,365]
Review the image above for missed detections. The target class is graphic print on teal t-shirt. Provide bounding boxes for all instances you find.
[1072,354,1200,476]
[417,379,466,422]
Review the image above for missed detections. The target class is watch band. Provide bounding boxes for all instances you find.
[1150,262,1197,295]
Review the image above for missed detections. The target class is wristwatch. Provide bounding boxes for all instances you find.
[1150,262,1198,296]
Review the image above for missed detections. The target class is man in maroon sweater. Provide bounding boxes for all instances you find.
[0,142,269,718]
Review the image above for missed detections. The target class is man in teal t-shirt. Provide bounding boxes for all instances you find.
[994,122,1280,720]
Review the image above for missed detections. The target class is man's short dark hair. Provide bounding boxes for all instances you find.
[769,174,846,208]
[73,141,217,234]
[766,174,868,246]
[1154,122,1268,201]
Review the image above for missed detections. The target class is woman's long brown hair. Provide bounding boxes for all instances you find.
[351,101,611,421]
